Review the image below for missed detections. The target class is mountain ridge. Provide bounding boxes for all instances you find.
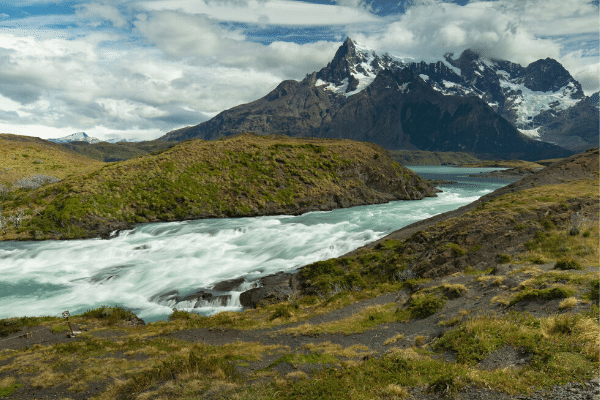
[161,38,591,159]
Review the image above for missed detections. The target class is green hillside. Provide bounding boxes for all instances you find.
[0,134,103,186]
[389,150,481,165]
[61,140,174,162]
[0,133,435,240]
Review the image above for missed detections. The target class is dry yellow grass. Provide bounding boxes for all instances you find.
[0,134,102,185]
[558,297,578,309]
[384,334,405,345]
[414,335,427,346]
[385,383,409,398]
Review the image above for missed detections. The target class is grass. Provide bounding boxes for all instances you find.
[508,287,575,306]
[0,134,102,186]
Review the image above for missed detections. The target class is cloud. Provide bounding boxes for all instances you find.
[137,0,380,26]
[134,10,339,76]
[350,0,599,94]
[75,1,128,28]
[0,26,305,140]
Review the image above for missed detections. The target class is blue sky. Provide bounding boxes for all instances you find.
[0,0,598,141]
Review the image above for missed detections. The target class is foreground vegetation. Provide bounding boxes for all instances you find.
[0,153,597,399]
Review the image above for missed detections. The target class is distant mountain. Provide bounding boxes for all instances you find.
[161,38,595,159]
[48,132,101,144]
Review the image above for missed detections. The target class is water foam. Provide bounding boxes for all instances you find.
[0,168,515,321]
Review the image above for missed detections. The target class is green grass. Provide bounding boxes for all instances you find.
[509,287,575,306]
[0,382,23,397]
[0,133,432,240]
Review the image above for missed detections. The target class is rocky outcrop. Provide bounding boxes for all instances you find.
[239,272,302,308]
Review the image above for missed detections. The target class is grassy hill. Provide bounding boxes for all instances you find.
[0,150,597,400]
[389,150,481,165]
[61,140,174,162]
[0,133,435,240]
[0,134,103,186]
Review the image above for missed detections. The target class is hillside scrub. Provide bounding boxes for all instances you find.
[0,133,436,240]
[0,134,102,186]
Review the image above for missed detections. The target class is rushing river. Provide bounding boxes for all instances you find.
[0,167,514,322]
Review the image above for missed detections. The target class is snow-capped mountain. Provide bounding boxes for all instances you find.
[310,39,592,150]
[48,132,101,144]
[161,38,593,159]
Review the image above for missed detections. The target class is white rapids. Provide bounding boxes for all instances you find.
[0,167,513,322]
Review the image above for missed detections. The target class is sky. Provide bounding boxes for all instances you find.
[0,0,598,142]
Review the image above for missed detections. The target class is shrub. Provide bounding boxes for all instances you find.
[14,174,59,190]
[269,303,300,321]
[0,318,22,337]
[169,309,194,321]
[497,253,511,264]
[82,305,137,325]
[585,279,599,304]
[554,258,583,270]
[443,243,467,256]
[409,294,447,319]
[509,287,575,306]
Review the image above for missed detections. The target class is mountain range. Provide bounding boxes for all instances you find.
[161,38,597,160]
[48,132,129,144]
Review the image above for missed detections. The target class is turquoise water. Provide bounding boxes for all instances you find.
[0,167,514,321]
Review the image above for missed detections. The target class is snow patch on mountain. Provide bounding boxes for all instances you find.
[48,132,101,144]
[500,80,580,128]
[519,127,542,139]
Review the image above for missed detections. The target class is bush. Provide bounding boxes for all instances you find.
[497,254,511,264]
[268,303,300,321]
[14,174,59,190]
[82,305,137,325]
[410,294,447,319]
[554,258,583,270]
[586,279,599,304]
[169,309,194,321]
[509,287,575,306]
[0,318,22,337]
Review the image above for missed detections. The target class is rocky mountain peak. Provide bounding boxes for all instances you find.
[317,37,382,89]
[523,58,583,97]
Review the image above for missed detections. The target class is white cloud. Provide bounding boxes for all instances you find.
[134,10,339,76]
[350,0,599,94]
[137,0,380,26]
[75,2,128,28]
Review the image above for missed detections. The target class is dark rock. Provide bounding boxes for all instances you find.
[240,271,302,308]
[212,277,246,292]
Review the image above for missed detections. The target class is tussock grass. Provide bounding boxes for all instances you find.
[276,303,404,337]
[384,334,404,345]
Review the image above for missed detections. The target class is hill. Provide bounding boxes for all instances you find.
[0,150,597,400]
[389,150,481,165]
[0,133,103,186]
[60,140,174,162]
[0,133,436,240]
